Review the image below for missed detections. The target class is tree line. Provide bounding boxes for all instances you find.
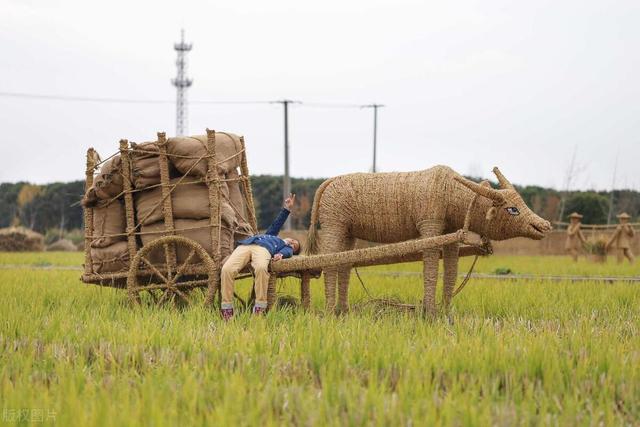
[0,176,638,233]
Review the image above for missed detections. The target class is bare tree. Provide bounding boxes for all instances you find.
[557,145,586,222]
[606,149,619,225]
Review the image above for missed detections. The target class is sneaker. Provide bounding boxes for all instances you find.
[221,307,234,321]
[253,306,266,316]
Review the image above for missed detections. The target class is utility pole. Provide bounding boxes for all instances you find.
[172,29,193,136]
[273,99,298,230]
[362,104,384,172]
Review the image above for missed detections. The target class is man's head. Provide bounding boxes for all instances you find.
[284,238,301,255]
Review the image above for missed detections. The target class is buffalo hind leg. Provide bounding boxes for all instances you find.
[336,237,355,315]
[442,243,459,311]
[320,226,351,313]
[418,220,445,319]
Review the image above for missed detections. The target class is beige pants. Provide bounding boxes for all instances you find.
[221,244,271,309]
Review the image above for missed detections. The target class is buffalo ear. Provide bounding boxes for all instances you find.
[486,206,497,220]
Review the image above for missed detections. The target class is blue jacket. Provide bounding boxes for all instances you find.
[237,208,293,258]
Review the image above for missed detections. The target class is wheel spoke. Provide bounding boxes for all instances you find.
[163,243,173,281]
[173,248,197,284]
[135,282,171,292]
[131,236,213,308]
[140,256,169,284]
[148,289,159,304]
[157,288,171,305]
[173,279,208,288]
[174,288,190,303]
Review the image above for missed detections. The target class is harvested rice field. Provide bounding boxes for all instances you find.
[1,252,638,426]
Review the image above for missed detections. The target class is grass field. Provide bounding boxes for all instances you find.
[1,252,639,426]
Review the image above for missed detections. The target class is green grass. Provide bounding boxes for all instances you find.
[0,251,84,267]
[1,253,639,426]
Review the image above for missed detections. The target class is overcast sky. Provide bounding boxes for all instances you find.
[1,0,638,190]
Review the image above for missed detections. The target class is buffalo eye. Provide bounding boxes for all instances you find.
[505,207,520,216]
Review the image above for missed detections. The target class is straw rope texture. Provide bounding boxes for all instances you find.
[305,165,552,316]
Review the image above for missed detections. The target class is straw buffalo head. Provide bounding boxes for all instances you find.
[454,167,552,241]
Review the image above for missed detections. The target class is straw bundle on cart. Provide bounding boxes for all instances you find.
[82,131,255,276]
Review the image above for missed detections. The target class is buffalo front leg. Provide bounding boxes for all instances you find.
[300,273,311,310]
[320,226,352,314]
[422,249,440,318]
[418,220,445,318]
[442,243,459,311]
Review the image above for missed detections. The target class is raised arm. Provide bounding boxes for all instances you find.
[265,193,296,236]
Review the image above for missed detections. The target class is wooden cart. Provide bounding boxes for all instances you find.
[82,129,490,311]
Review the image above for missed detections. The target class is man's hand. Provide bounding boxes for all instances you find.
[284,193,296,210]
[272,253,284,262]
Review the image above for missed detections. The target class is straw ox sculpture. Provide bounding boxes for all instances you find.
[306,165,552,315]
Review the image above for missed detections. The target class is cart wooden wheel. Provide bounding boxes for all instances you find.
[127,235,217,307]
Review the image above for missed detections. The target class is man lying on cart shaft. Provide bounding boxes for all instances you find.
[220,193,301,319]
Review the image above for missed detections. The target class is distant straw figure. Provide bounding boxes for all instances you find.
[565,212,586,262]
[606,213,635,264]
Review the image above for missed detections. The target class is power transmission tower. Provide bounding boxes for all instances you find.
[362,104,384,172]
[273,99,299,230]
[172,29,193,136]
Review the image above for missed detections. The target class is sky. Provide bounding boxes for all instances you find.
[1,0,638,191]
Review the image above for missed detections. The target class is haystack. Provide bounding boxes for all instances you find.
[0,227,45,252]
[46,238,78,252]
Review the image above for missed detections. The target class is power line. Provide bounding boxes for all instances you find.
[0,91,370,108]
[0,91,272,105]
[0,91,171,104]
[299,102,363,109]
